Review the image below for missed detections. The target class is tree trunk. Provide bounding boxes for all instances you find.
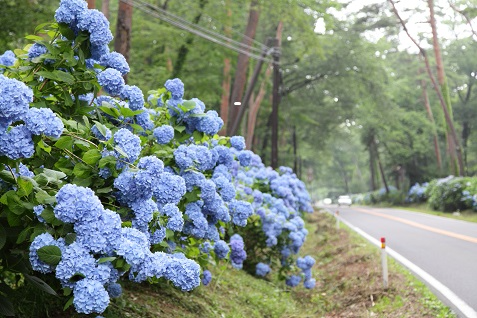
[172,0,208,79]
[420,67,442,170]
[115,2,133,83]
[245,22,282,148]
[227,0,260,135]
[375,138,389,193]
[87,0,95,9]
[219,0,232,135]
[427,0,464,175]
[270,38,280,169]
[101,0,110,21]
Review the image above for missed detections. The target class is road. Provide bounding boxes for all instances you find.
[324,204,477,318]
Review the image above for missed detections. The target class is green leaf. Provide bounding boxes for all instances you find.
[17,177,33,197]
[120,107,143,118]
[16,227,32,244]
[0,223,6,250]
[7,212,22,227]
[0,295,15,316]
[36,190,56,205]
[73,163,91,178]
[65,233,76,245]
[82,149,102,165]
[0,169,15,184]
[193,131,204,142]
[63,296,74,311]
[99,106,121,118]
[72,176,92,187]
[54,136,73,150]
[24,274,58,296]
[98,256,116,264]
[96,187,112,194]
[25,35,44,41]
[92,121,109,138]
[175,125,186,133]
[98,156,116,168]
[37,245,62,266]
[54,70,75,84]
[114,146,129,159]
[38,139,52,154]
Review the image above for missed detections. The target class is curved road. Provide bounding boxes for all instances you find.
[324,204,477,318]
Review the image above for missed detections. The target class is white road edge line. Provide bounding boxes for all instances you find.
[323,208,477,318]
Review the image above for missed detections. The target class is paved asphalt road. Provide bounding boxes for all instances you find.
[325,204,477,317]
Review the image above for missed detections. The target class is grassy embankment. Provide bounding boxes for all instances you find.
[12,211,455,317]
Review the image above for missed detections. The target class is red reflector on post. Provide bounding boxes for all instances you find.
[381,237,386,249]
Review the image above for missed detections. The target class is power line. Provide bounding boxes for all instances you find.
[130,0,269,54]
[120,0,275,63]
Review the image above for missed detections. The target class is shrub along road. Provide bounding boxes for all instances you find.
[329,205,477,318]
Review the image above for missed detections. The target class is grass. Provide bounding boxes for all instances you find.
[11,211,456,317]
[394,204,477,223]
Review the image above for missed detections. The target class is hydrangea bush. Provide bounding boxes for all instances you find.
[0,0,315,315]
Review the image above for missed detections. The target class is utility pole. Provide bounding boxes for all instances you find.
[270,38,280,169]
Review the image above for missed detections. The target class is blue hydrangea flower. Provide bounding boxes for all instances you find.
[150,227,166,245]
[196,111,224,135]
[131,199,157,232]
[154,125,174,144]
[106,282,122,298]
[73,279,110,314]
[91,43,110,61]
[237,150,253,167]
[0,125,34,159]
[213,176,235,202]
[120,85,144,110]
[55,0,88,24]
[54,184,103,223]
[230,234,247,269]
[161,203,184,232]
[117,227,150,266]
[33,205,45,223]
[135,110,154,131]
[213,240,229,259]
[153,172,186,205]
[0,75,33,122]
[228,200,253,227]
[304,278,316,289]
[29,233,61,274]
[205,222,220,241]
[97,68,125,96]
[55,242,105,288]
[99,52,130,75]
[77,9,113,45]
[296,255,315,271]
[183,202,208,238]
[230,136,245,151]
[74,209,122,254]
[24,108,64,138]
[202,270,212,286]
[0,50,16,67]
[113,128,142,164]
[27,44,48,60]
[164,256,200,291]
[164,78,184,99]
[181,170,206,192]
[255,263,271,277]
[91,124,112,141]
[200,179,216,202]
[286,275,301,287]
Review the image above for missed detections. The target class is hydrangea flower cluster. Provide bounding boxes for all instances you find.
[0,2,316,315]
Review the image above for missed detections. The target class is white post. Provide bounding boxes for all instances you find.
[381,237,388,289]
[335,211,340,230]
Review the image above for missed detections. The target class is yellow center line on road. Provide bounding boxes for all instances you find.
[353,207,477,244]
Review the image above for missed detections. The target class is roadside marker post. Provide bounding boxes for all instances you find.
[381,237,388,289]
[335,211,340,230]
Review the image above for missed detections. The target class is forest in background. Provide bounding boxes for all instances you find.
[3,0,477,199]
